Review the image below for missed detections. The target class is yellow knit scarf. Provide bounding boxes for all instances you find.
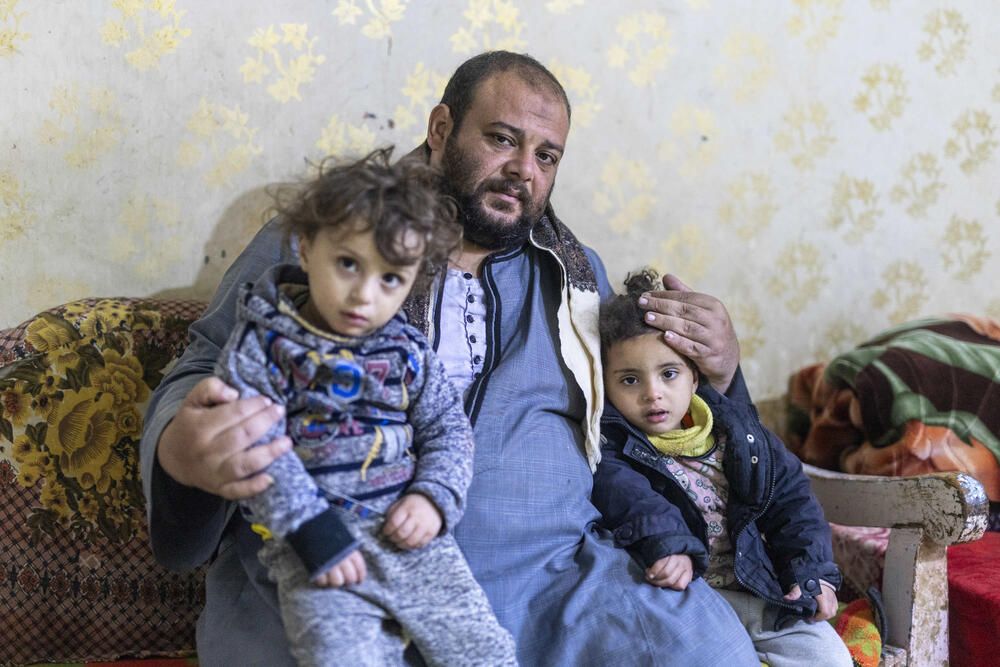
[645,394,715,457]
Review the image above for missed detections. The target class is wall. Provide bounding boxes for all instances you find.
[2,0,997,399]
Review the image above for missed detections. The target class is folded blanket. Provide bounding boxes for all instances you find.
[786,315,1000,501]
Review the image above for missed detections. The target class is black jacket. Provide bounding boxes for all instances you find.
[592,371,841,628]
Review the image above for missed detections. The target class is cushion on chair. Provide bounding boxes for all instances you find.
[0,298,207,665]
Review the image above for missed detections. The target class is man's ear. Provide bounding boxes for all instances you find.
[426,103,454,155]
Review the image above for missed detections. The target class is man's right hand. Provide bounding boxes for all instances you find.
[156,376,291,500]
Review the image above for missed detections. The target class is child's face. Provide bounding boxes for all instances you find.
[604,333,698,435]
[298,222,421,337]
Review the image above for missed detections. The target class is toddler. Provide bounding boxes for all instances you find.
[592,269,851,667]
[215,147,517,666]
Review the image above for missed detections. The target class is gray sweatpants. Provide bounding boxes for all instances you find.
[717,588,853,667]
[259,511,518,667]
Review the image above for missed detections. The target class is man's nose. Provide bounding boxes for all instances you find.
[502,147,534,183]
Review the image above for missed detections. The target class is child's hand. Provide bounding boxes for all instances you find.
[382,493,443,549]
[783,581,839,622]
[645,554,693,590]
[315,549,366,587]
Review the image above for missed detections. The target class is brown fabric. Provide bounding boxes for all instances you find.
[0,297,208,664]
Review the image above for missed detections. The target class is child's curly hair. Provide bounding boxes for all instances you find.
[275,146,461,286]
[599,268,662,358]
[599,268,700,374]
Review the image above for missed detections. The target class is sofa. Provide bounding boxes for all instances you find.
[0,297,207,665]
[1,296,988,666]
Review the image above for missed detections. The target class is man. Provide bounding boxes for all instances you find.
[142,51,759,665]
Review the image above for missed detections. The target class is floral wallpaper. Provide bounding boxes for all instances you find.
[2,0,998,400]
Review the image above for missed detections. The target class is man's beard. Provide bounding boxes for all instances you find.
[440,139,549,251]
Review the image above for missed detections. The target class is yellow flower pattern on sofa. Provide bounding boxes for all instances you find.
[100,0,191,71]
[0,299,183,544]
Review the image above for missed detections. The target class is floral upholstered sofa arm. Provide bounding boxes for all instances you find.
[0,297,208,665]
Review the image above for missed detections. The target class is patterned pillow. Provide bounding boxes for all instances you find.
[0,297,207,665]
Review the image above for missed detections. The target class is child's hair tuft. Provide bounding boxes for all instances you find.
[599,267,662,357]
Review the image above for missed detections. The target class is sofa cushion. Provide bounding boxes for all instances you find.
[0,297,207,664]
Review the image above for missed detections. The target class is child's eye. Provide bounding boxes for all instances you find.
[382,273,402,287]
[338,257,357,272]
[663,369,678,380]
[621,376,638,386]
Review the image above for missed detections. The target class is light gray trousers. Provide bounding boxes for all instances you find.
[260,511,517,667]
[717,588,853,667]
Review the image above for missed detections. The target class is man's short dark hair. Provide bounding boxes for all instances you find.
[440,51,571,132]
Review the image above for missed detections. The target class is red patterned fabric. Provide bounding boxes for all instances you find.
[948,532,1000,667]
[0,298,208,664]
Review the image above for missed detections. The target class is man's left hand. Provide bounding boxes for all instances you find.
[638,273,740,393]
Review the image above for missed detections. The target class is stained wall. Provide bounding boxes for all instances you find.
[2,0,997,398]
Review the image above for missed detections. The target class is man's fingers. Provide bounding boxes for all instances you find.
[220,435,291,479]
[184,376,239,408]
[216,474,274,501]
[661,273,694,293]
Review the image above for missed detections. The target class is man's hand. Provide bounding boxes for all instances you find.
[784,581,839,622]
[382,493,443,550]
[645,554,694,591]
[156,377,291,500]
[638,274,740,393]
[315,549,367,587]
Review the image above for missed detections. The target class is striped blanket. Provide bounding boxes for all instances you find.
[786,315,1000,501]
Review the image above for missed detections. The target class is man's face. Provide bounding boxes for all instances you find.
[434,71,569,251]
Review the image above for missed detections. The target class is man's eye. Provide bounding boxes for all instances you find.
[338,257,357,271]
[493,134,513,146]
[537,151,558,165]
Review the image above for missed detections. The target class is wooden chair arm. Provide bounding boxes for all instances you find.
[802,463,989,667]
[803,463,989,544]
